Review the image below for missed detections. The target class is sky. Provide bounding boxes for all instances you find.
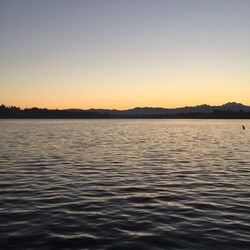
[0,0,249,109]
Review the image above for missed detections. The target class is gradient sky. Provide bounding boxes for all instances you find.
[0,0,249,109]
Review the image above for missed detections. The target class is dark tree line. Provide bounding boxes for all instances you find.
[0,105,114,119]
[0,105,250,119]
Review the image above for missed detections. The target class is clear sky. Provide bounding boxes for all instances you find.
[0,0,249,109]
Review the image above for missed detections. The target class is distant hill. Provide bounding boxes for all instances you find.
[87,102,250,116]
[1,102,250,119]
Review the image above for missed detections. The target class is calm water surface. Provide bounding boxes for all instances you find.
[0,119,250,250]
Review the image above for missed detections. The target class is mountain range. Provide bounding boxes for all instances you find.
[1,102,250,119]
[84,102,250,115]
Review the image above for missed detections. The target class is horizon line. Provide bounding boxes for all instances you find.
[1,101,249,111]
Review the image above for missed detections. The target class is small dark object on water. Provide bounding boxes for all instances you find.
[242,125,245,130]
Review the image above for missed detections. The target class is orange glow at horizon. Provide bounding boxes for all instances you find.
[1,63,249,110]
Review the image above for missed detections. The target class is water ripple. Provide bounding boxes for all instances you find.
[0,119,250,249]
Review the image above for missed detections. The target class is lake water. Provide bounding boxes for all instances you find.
[0,119,250,250]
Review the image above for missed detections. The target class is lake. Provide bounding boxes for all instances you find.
[0,119,249,250]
